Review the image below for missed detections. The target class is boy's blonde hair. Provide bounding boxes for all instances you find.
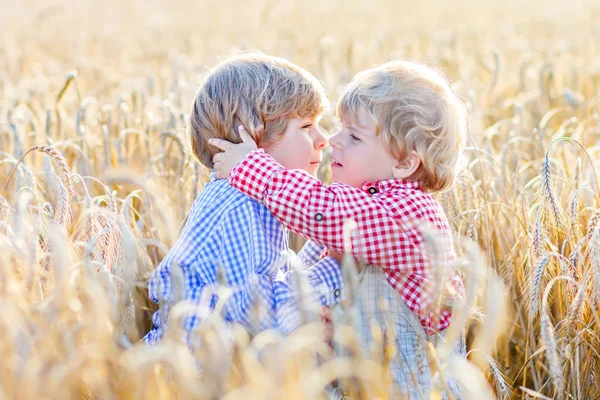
[189,52,328,168]
[338,60,467,192]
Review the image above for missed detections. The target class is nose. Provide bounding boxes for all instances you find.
[313,126,327,150]
[329,131,342,150]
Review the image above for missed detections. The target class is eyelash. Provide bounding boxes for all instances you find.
[302,123,312,129]
[350,134,361,142]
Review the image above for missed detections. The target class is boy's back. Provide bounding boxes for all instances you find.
[145,178,298,343]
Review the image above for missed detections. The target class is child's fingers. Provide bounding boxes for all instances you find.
[212,161,224,178]
[213,169,223,179]
[238,125,255,144]
[208,138,231,150]
[213,169,227,179]
[213,152,224,163]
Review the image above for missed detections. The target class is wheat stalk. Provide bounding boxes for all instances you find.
[541,155,564,231]
[540,276,573,399]
[529,253,551,320]
[566,272,588,330]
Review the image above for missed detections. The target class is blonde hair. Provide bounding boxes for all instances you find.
[338,60,468,192]
[189,52,328,168]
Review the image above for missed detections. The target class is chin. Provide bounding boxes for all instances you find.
[332,173,356,186]
[331,171,342,182]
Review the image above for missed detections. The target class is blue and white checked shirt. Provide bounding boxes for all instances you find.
[144,177,343,344]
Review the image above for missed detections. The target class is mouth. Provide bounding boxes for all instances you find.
[331,156,343,167]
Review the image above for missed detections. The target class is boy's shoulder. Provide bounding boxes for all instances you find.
[186,178,263,224]
[380,184,447,223]
[198,177,252,202]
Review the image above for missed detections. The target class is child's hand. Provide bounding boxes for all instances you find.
[209,125,258,179]
[329,249,363,272]
[328,249,344,264]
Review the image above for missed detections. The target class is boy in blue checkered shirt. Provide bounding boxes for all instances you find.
[144,52,343,345]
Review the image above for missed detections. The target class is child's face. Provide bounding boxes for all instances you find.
[329,108,398,188]
[264,115,327,176]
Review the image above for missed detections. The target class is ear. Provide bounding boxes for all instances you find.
[392,151,421,179]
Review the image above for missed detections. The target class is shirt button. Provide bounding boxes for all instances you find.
[368,187,378,194]
[334,288,340,298]
[315,213,324,221]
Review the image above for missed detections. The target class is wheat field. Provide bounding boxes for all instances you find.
[1,0,600,398]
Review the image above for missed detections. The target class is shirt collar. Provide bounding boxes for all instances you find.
[361,178,420,195]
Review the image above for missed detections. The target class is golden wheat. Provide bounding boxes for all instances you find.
[2,0,600,398]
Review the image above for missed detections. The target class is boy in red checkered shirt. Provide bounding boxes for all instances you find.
[210,60,468,398]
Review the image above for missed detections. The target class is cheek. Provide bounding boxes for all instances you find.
[343,147,358,166]
[287,138,311,167]
[301,136,315,154]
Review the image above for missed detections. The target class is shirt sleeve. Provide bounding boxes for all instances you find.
[147,194,210,306]
[289,239,343,307]
[146,211,203,343]
[281,255,343,308]
[228,149,431,276]
[305,256,344,306]
[296,240,327,268]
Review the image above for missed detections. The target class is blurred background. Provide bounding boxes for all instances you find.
[2,1,600,399]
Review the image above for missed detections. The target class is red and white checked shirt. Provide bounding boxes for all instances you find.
[229,149,463,334]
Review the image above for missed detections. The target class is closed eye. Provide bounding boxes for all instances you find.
[301,123,313,129]
[350,134,361,142]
